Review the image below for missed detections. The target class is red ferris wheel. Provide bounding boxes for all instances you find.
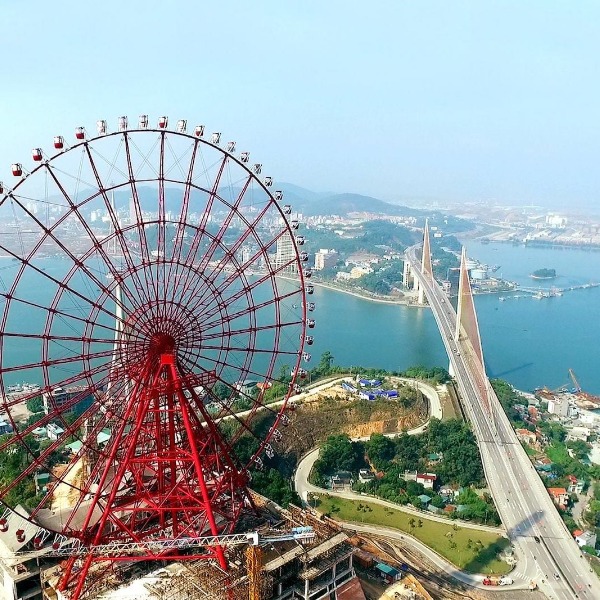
[0,116,314,598]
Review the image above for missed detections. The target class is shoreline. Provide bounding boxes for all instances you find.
[276,273,419,306]
[309,279,415,306]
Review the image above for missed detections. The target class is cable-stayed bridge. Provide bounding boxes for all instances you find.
[403,223,599,599]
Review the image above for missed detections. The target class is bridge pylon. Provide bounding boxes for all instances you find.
[417,219,433,304]
[455,247,493,419]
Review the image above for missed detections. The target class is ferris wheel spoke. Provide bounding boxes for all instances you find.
[157,132,167,273]
[200,289,302,334]
[192,262,300,327]
[0,331,117,345]
[0,293,125,339]
[0,348,114,374]
[123,135,152,269]
[178,176,253,298]
[31,164,143,312]
[175,155,228,291]
[0,385,111,460]
[82,146,154,309]
[199,345,300,361]
[188,226,289,316]
[3,197,132,322]
[0,362,114,418]
[165,142,200,289]
[182,194,273,311]
[200,321,302,342]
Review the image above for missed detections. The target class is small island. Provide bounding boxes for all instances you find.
[530,268,556,280]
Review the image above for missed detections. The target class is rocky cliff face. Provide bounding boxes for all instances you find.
[278,391,428,460]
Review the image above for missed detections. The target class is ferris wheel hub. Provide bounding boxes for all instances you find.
[149,332,176,355]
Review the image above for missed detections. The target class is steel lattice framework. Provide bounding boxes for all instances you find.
[0,116,313,598]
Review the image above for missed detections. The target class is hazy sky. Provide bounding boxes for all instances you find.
[2,1,600,208]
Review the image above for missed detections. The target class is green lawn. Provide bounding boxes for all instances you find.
[316,495,511,575]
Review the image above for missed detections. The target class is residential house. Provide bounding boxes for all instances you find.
[46,423,64,441]
[515,429,537,446]
[330,471,352,491]
[32,427,47,439]
[439,486,454,500]
[416,473,437,490]
[574,530,597,549]
[403,470,418,482]
[548,487,569,508]
[527,406,539,423]
[567,427,591,442]
[547,397,569,417]
[34,472,51,494]
[374,563,401,583]
[417,494,431,506]
[535,457,553,473]
[403,470,437,489]
[566,475,585,495]
[358,469,375,484]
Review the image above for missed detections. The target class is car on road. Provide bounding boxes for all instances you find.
[534,536,541,543]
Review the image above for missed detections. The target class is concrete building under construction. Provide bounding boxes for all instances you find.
[33,497,366,600]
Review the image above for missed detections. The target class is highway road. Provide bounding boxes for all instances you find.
[406,244,600,599]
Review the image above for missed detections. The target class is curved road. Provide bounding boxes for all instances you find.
[293,378,518,593]
[341,523,532,592]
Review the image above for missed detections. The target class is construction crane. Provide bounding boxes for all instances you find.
[569,368,582,393]
[11,526,316,560]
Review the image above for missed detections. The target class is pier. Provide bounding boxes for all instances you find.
[498,282,600,301]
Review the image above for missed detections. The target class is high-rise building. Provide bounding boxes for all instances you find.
[274,233,297,274]
[314,249,338,271]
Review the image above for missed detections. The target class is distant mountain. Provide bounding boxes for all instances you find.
[277,182,323,203]
[300,192,423,217]
[33,182,425,221]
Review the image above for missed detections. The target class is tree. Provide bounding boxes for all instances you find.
[430,495,445,509]
[250,469,300,508]
[212,382,232,402]
[26,395,44,413]
[567,440,591,461]
[313,434,365,477]
[401,366,451,384]
[394,432,423,471]
[315,351,335,377]
[366,433,395,470]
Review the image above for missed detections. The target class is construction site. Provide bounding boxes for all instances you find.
[0,495,363,600]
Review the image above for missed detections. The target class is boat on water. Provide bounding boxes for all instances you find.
[6,382,41,394]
